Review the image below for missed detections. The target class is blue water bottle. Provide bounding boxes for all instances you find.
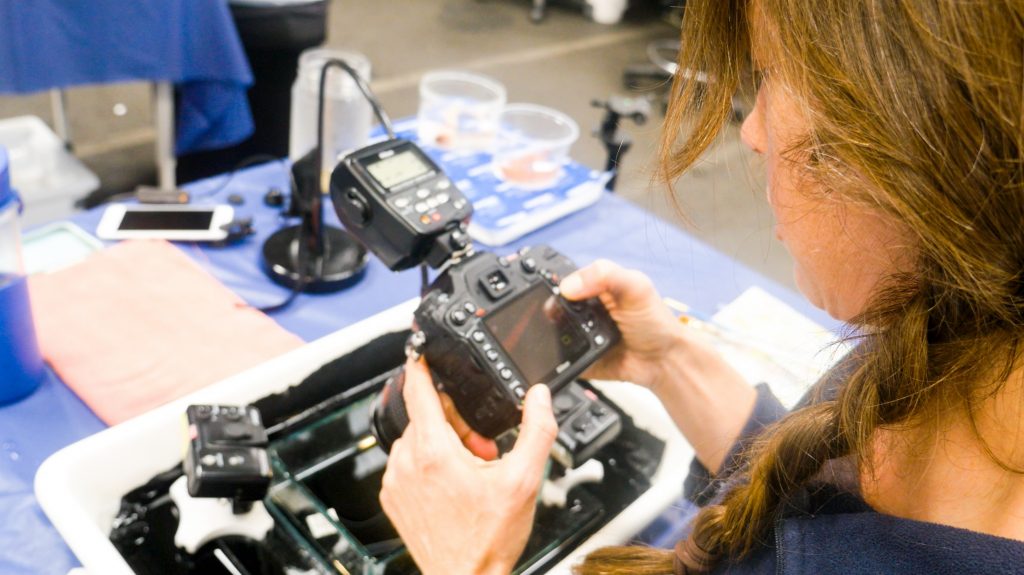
[0,146,44,404]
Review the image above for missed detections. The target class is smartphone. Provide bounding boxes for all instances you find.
[96,204,234,241]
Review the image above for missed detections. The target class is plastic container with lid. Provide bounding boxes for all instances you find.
[417,71,506,151]
[492,104,580,189]
[289,48,373,170]
[0,146,45,404]
[0,115,100,227]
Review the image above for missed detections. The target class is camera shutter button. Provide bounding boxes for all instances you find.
[521,257,537,273]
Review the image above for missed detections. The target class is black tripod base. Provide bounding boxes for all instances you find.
[261,225,368,293]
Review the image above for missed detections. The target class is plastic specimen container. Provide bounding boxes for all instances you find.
[493,103,580,189]
[417,71,506,150]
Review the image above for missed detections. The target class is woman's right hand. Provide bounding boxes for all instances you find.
[560,259,759,473]
[559,259,689,391]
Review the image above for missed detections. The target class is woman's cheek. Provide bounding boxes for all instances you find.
[791,256,823,308]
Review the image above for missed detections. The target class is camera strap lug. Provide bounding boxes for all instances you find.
[405,331,426,361]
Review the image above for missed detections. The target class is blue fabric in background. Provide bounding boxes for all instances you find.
[0,0,254,155]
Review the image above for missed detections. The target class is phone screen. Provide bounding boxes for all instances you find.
[483,282,590,385]
[118,210,215,231]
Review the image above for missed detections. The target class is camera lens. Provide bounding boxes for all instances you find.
[370,372,410,453]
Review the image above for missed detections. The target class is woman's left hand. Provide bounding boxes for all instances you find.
[379,357,559,575]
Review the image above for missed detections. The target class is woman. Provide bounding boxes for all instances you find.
[379,1,1024,573]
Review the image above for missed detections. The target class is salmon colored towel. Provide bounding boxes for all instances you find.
[27,240,304,425]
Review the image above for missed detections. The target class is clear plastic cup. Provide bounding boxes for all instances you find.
[493,104,580,189]
[417,71,506,150]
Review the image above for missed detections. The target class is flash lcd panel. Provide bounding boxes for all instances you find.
[364,151,431,190]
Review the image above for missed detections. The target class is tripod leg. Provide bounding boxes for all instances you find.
[531,0,545,22]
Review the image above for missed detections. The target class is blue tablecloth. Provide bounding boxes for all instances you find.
[0,0,254,155]
[0,160,830,573]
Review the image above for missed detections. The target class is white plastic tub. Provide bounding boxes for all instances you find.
[36,299,691,574]
[0,116,99,227]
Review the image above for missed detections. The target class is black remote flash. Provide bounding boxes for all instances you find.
[330,138,473,271]
[183,405,272,502]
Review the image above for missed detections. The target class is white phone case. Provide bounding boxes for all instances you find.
[95,204,234,241]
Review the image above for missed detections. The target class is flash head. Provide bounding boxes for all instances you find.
[329,138,473,271]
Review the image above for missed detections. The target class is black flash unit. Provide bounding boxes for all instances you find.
[329,138,473,271]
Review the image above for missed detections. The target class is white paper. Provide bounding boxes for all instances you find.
[710,286,850,408]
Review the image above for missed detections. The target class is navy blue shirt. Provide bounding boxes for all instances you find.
[684,384,1024,574]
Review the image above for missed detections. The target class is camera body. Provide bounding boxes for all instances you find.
[412,245,619,439]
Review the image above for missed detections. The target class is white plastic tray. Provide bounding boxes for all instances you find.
[36,298,691,574]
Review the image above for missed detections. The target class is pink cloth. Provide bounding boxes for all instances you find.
[27,240,304,425]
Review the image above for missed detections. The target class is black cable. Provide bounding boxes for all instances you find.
[258,176,310,315]
[316,59,395,183]
[262,57,389,314]
[191,154,287,201]
[309,57,393,254]
[420,263,430,296]
[282,161,306,216]
[257,279,306,314]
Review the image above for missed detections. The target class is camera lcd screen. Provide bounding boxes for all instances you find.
[364,150,431,190]
[118,210,215,231]
[483,282,590,385]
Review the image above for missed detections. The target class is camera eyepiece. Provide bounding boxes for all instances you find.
[370,372,409,453]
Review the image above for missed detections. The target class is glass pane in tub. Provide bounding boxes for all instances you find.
[264,391,612,575]
[266,394,411,573]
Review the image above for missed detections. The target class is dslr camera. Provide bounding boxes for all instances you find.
[330,138,621,456]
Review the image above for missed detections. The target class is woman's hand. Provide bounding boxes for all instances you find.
[379,357,558,575]
[560,259,757,473]
[559,259,689,391]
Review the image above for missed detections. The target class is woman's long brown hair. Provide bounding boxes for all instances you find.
[575,1,1024,573]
